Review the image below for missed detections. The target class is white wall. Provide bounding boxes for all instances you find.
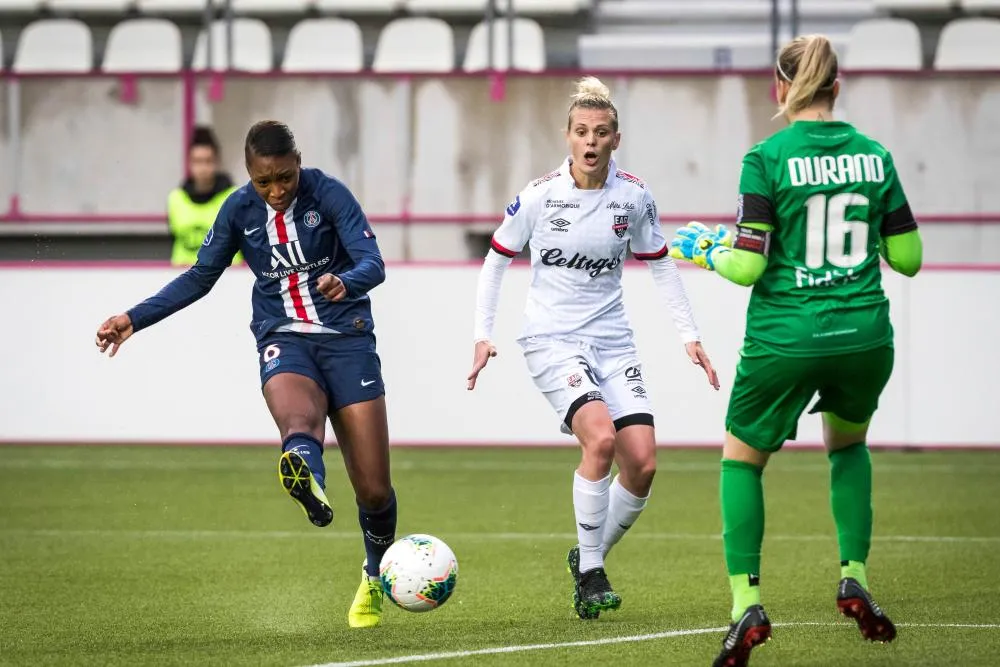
[1,265,997,448]
[7,75,1000,220]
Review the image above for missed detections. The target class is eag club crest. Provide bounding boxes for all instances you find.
[612,214,629,238]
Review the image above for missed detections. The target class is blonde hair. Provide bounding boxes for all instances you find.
[567,76,619,131]
[775,34,839,117]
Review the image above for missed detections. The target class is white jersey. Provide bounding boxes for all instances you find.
[489,158,669,347]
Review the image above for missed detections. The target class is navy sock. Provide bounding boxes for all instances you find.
[282,433,326,489]
[360,489,397,577]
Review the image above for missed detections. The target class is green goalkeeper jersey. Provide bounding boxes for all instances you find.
[735,120,917,357]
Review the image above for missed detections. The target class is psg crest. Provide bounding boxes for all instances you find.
[612,214,629,238]
[304,210,321,228]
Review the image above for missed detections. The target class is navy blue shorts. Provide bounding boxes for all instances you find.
[257,332,385,411]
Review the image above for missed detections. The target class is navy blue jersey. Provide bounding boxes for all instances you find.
[127,168,385,343]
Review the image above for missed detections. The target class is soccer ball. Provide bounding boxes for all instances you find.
[379,534,458,612]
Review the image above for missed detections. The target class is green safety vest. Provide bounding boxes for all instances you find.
[167,186,241,266]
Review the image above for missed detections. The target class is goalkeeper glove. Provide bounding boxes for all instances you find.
[668,221,733,271]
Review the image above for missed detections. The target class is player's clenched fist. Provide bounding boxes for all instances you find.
[466,339,497,391]
[95,313,134,358]
[317,274,347,302]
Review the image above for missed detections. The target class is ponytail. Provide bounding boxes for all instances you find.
[775,34,839,117]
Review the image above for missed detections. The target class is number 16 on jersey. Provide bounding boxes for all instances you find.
[804,193,870,270]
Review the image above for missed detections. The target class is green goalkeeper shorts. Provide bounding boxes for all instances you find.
[725,339,894,452]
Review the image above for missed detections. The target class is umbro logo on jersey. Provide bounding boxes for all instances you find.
[550,218,572,232]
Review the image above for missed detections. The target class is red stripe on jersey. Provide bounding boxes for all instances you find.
[275,210,290,244]
[275,210,310,322]
[634,245,669,261]
[490,237,518,258]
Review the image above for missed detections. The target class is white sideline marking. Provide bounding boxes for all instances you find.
[307,627,727,667]
[2,529,998,544]
[306,622,1000,667]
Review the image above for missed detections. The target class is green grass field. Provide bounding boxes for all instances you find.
[1,445,998,666]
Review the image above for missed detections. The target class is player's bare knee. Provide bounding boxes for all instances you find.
[618,455,656,493]
[723,432,770,467]
[635,458,657,488]
[580,430,616,470]
[356,482,393,511]
[278,412,325,442]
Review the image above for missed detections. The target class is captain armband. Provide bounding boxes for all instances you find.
[733,225,771,256]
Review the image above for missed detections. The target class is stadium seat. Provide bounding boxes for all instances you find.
[0,0,44,9]
[229,0,311,12]
[103,18,182,72]
[463,17,546,72]
[373,17,454,72]
[315,0,402,12]
[282,18,364,72]
[510,0,590,13]
[404,0,486,13]
[578,33,780,70]
[13,19,93,72]
[844,18,922,69]
[47,0,135,10]
[872,0,951,10]
[934,17,1000,68]
[960,0,1000,10]
[136,0,210,12]
[192,18,273,71]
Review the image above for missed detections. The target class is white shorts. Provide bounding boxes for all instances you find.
[519,336,654,435]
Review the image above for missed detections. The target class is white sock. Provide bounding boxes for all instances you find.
[601,475,649,557]
[573,472,611,573]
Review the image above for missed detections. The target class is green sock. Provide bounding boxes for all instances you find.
[728,574,761,622]
[829,442,872,589]
[841,560,869,590]
[721,458,765,622]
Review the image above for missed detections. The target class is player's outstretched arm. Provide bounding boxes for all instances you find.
[95,263,227,357]
[467,249,510,390]
[644,255,720,390]
[96,201,237,357]
[669,221,770,287]
[674,147,771,287]
[468,190,532,391]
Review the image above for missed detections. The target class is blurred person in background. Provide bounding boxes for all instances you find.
[668,34,923,667]
[169,126,240,266]
[467,76,719,622]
